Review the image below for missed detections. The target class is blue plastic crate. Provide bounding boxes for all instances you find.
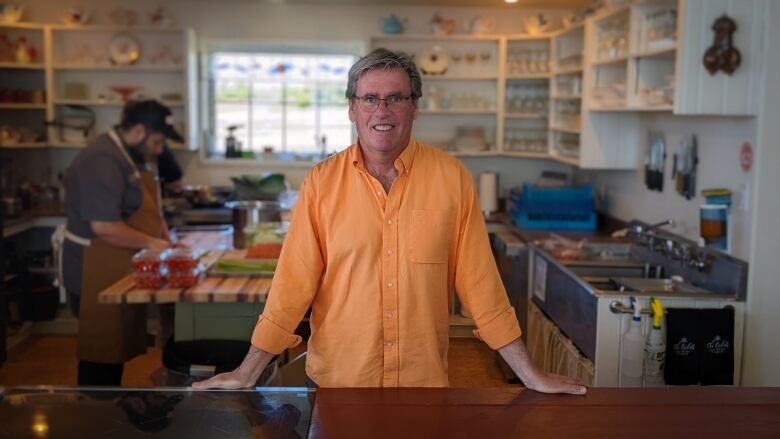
[509,184,597,231]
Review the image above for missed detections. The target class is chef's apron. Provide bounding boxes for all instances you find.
[76,130,166,364]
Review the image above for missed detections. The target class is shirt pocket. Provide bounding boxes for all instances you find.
[408,209,455,264]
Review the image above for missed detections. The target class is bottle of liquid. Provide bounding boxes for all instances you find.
[643,298,666,387]
[225,125,241,158]
[620,297,645,387]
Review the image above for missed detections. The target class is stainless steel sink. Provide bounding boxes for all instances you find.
[533,238,663,278]
[611,277,712,295]
[581,276,717,296]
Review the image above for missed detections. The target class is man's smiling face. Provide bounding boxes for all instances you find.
[348,68,418,156]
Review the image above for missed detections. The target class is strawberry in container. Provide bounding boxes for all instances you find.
[167,267,204,289]
[132,249,165,274]
[135,271,166,289]
[162,248,204,273]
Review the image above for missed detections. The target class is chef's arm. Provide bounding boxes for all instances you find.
[91,220,171,251]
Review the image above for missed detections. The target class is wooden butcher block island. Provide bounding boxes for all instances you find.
[98,230,273,305]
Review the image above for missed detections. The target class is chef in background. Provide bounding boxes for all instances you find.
[62,100,182,385]
[157,143,185,194]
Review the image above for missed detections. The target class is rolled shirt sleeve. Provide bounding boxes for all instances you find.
[453,165,522,350]
[251,170,325,354]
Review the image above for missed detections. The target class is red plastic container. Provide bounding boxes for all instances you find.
[135,272,166,289]
[132,249,165,274]
[162,248,203,273]
[167,267,203,289]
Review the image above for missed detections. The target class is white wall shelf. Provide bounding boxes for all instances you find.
[551,126,581,134]
[0,142,48,149]
[0,62,45,70]
[505,112,547,119]
[449,151,496,157]
[631,45,677,58]
[550,153,581,166]
[0,103,46,110]
[52,64,184,72]
[589,105,673,112]
[506,73,551,80]
[419,109,496,115]
[502,151,552,159]
[0,24,198,150]
[591,55,629,67]
[372,34,501,42]
[370,0,763,169]
[49,24,184,33]
[421,74,498,81]
[553,66,583,75]
[54,99,184,107]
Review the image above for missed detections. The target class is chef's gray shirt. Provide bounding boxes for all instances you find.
[63,132,147,294]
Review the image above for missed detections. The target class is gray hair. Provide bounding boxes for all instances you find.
[346,48,422,100]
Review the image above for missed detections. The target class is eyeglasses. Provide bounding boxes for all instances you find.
[353,94,413,111]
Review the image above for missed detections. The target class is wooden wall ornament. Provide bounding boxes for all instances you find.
[703,15,741,75]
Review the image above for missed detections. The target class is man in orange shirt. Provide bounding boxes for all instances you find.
[194,49,586,394]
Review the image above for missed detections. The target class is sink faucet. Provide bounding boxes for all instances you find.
[647,219,676,232]
[630,219,676,247]
[663,239,682,260]
[681,244,710,271]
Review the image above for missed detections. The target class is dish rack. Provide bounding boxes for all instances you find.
[509,183,596,230]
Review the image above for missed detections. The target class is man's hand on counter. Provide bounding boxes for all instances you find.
[192,346,275,390]
[498,337,587,395]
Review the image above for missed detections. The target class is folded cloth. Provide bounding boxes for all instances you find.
[665,308,734,386]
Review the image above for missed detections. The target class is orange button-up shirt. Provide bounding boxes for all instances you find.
[251,138,521,387]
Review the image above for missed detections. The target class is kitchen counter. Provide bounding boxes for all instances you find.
[2,386,779,438]
[2,203,66,238]
[97,230,272,305]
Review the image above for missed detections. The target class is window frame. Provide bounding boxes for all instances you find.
[198,38,364,166]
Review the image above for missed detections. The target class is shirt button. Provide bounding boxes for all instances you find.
[386,312,394,319]
[386,249,392,255]
[387,281,393,288]
[376,190,382,195]
[387,219,393,225]
[384,341,393,348]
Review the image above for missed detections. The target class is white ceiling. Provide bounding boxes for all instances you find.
[267,0,592,8]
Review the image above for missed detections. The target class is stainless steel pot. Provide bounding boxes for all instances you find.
[225,201,280,249]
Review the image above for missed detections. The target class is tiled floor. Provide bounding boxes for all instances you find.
[0,335,520,388]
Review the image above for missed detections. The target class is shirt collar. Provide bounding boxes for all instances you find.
[351,137,418,174]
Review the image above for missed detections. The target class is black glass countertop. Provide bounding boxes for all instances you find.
[0,386,314,438]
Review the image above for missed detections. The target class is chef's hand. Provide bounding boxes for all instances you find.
[192,346,274,390]
[498,336,587,395]
[147,238,173,252]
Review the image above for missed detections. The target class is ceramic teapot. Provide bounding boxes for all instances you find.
[379,15,405,35]
[430,13,456,36]
[522,13,552,35]
[469,16,496,35]
[0,4,24,24]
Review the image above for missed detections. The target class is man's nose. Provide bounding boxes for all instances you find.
[374,99,392,114]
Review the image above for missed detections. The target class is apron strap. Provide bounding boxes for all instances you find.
[108,128,164,214]
[65,229,91,247]
[108,128,143,181]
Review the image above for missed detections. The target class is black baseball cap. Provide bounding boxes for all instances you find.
[122,99,184,142]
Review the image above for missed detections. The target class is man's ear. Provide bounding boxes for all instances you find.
[348,100,356,123]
